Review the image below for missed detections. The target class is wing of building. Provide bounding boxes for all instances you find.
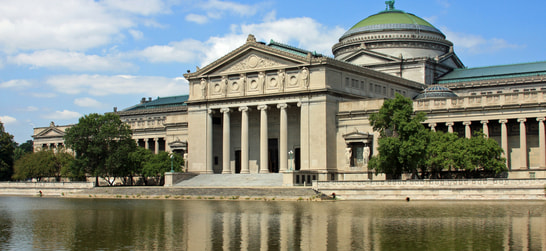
[34,4,546,180]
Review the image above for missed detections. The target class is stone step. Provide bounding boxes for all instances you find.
[174,173,284,187]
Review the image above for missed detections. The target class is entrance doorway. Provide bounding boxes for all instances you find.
[294,148,301,171]
[235,150,241,173]
[268,138,279,173]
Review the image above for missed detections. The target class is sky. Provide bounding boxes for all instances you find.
[1,0,545,144]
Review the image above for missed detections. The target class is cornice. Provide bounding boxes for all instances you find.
[442,75,546,90]
[322,57,425,89]
[115,106,187,116]
[333,34,453,53]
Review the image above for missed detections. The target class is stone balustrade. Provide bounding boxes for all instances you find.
[415,91,546,111]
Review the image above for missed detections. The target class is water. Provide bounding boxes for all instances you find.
[0,197,544,251]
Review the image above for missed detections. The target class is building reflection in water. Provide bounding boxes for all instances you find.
[0,198,544,250]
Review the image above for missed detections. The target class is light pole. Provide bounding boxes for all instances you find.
[170,153,174,173]
[288,150,294,172]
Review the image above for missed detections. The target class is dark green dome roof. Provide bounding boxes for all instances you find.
[341,9,444,39]
[414,85,457,100]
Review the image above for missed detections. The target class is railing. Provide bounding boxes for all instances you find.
[0,182,94,189]
[314,178,546,190]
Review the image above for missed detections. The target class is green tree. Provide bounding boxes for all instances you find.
[0,122,15,181]
[12,150,74,181]
[64,113,136,186]
[128,147,154,185]
[141,151,183,186]
[14,140,34,161]
[368,94,429,178]
[461,132,507,177]
[425,131,466,178]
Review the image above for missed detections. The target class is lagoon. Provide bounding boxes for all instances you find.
[0,197,544,250]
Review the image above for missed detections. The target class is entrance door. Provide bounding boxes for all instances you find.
[235,150,241,173]
[294,148,301,171]
[268,138,279,173]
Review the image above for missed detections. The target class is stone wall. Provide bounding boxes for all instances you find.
[0,182,95,196]
[314,179,546,200]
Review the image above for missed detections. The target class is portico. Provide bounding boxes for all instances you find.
[200,101,301,174]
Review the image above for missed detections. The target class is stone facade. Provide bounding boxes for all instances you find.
[33,6,546,181]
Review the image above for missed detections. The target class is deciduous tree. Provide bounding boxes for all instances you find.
[0,122,15,181]
[64,113,136,186]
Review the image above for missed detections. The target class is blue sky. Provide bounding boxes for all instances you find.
[1,0,545,144]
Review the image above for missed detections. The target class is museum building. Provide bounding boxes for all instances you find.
[33,4,546,181]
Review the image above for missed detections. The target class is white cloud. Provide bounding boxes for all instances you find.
[137,16,344,67]
[201,0,259,17]
[129,29,144,40]
[42,110,82,120]
[8,50,133,72]
[197,17,345,66]
[101,0,171,16]
[442,27,523,54]
[0,0,135,53]
[18,106,39,112]
[31,92,57,98]
[0,116,17,125]
[45,74,189,97]
[74,97,105,108]
[133,39,206,63]
[0,0,177,53]
[0,79,32,89]
[185,14,209,24]
[186,0,264,24]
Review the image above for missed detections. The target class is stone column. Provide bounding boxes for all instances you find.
[463,121,471,138]
[239,106,250,174]
[446,122,454,133]
[257,105,269,173]
[537,117,546,168]
[221,108,231,174]
[145,139,149,150]
[499,119,509,168]
[206,109,214,173]
[278,103,288,172]
[428,123,437,132]
[518,118,528,169]
[154,138,159,154]
[481,120,489,137]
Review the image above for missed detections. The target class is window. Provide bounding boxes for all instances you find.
[349,143,371,168]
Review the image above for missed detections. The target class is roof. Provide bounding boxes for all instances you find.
[437,61,546,84]
[414,85,458,100]
[341,10,443,39]
[123,95,189,111]
[267,40,322,58]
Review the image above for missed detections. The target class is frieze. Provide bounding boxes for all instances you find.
[222,54,285,73]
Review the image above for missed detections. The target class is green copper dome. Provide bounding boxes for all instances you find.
[351,10,434,29]
[340,9,444,40]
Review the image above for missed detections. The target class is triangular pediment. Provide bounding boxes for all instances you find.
[343,131,372,140]
[340,49,400,66]
[192,40,310,77]
[35,127,65,138]
[438,53,465,69]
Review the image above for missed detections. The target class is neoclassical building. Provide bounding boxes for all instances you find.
[34,3,546,180]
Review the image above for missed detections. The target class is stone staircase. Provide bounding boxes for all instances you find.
[174,173,284,187]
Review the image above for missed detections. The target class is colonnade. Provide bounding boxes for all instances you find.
[428,117,546,169]
[206,102,293,174]
[135,137,165,154]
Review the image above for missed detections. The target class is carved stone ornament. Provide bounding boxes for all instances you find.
[223,54,284,72]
